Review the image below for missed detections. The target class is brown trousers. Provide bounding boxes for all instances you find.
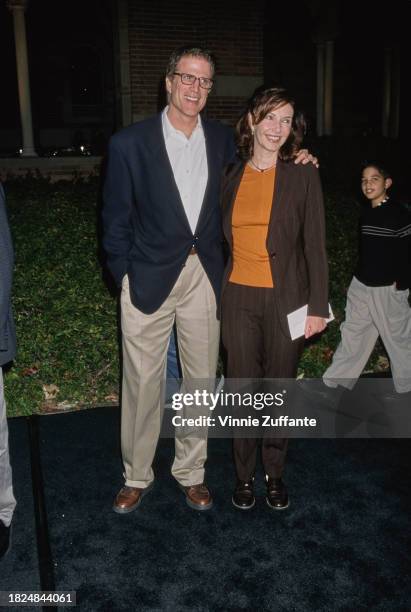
[221,282,304,481]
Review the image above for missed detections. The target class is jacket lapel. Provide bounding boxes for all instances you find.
[221,161,246,249]
[194,120,220,232]
[267,160,289,244]
[146,114,192,232]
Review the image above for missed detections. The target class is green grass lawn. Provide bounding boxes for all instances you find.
[5,178,119,416]
[4,176,384,416]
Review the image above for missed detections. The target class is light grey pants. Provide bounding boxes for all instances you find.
[0,368,16,526]
[324,277,411,393]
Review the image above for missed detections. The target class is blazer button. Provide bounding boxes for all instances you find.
[270,252,276,259]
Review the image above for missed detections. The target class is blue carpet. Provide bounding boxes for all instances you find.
[2,408,410,611]
[0,417,40,593]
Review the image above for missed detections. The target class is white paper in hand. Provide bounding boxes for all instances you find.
[287,304,334,340]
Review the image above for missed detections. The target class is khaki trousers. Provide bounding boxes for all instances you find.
[120,255,220,488]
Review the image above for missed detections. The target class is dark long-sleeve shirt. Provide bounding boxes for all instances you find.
[355,199,411,290]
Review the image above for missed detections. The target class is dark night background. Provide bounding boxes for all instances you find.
[265,1,409,137]
[1,0,115,150]
[1,1,410,140]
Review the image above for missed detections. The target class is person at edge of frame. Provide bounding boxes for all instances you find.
[303,162,411,406]
[0,183,17,558]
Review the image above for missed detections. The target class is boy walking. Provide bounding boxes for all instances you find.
[323,163,411,400]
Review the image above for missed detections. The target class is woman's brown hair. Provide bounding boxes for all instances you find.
[236,86,306,161]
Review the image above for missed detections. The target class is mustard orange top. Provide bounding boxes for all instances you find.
[229,164,275,287]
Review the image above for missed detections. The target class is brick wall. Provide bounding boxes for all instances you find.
[127,0,264,125]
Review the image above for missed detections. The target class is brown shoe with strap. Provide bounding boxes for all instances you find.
[113,482,153,514]
[180,483,213,511]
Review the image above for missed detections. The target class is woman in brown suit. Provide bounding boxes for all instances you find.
[221,87,329,510]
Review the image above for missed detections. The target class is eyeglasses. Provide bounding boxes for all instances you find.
[173,72,214,90]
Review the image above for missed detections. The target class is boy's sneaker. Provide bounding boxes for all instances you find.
[298,379,344,404]
[376,390,411,405]
[0,520,11,559]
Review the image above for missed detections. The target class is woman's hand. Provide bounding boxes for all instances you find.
[304,316,326,339]
[294,149,319,168]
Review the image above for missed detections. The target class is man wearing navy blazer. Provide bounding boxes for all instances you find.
[103,46,236,512]
[0,183,17,557]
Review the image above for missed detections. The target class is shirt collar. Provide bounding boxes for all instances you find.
[162,106,203,140]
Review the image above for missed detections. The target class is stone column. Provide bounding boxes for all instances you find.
[382,47,391,138]
[7,0,37,156]
[323,40,334,136]
[113,0,132,127]
[390,51,400,139]
[315,40,334,137]
[316,42,325,137]
[382,46,400,139]
[309,1,339,137]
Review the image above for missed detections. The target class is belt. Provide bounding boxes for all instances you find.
[189,246,197,255]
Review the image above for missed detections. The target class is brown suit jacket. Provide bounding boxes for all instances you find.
[221,159,329,337]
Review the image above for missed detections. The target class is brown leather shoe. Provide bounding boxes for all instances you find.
[180,483,213,511]
[113,482,153,514]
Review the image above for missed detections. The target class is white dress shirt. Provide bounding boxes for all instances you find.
[162,108,208,234]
